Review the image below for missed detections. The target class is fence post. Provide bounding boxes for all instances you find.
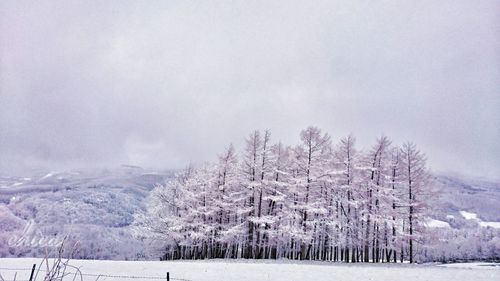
[166,272,170,281]
[28,264,36,281]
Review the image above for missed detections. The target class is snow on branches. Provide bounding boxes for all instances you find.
[138,127,433,263]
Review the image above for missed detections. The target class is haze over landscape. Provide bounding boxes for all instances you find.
[0,2,499,280]
[1,0,499,179]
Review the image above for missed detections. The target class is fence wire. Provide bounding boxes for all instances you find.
[0,267,192,281]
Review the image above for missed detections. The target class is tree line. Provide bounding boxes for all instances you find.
[136,127,432,263]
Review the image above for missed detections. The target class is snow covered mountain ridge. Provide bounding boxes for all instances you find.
[0,166,498,260]
[0,166,175,259]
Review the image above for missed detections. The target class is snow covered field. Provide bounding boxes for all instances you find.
[0,258,498,281]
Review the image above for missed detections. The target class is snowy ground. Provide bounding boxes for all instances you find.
[0,258,498,281]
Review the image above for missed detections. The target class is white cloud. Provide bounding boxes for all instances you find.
[0,0,499,178]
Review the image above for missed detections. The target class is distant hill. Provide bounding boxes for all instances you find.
[0,166,175,259]
[431,174,500,224]
[0,167,498,260]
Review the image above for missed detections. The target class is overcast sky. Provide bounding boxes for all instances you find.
[1,1,499,179]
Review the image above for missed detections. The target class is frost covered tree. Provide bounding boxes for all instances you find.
[331,134,358,262]
[137,127,434,262]
[363,136,392,263]
[399,142,430,263]
[293,126,331,259]
[241,130,263,258]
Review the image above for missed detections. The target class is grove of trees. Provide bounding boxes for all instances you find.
[136,127,433,263]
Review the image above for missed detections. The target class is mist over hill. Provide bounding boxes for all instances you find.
[0,166,498,260]
[0,166,175,259]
